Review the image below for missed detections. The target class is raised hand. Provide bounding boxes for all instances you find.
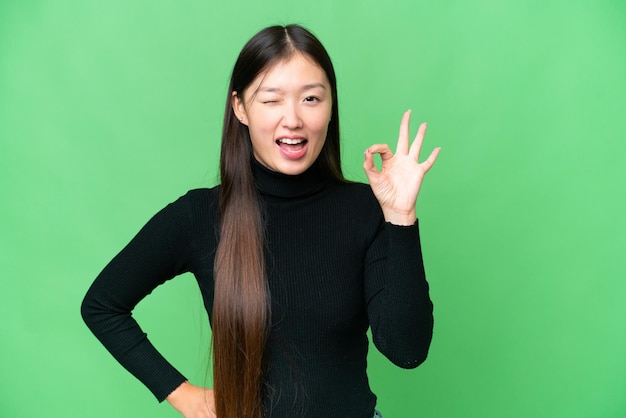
[363,109,440,225]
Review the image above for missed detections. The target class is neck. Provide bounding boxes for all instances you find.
[251,158,330,198]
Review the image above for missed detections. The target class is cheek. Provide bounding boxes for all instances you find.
[309,111,332,135]
[248,112,279,138]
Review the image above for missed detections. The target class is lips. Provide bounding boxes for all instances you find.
[276,136,308,158]
[276,137,307,150]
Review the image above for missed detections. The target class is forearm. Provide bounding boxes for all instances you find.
[365,221,434,368]
[81,285,187,401]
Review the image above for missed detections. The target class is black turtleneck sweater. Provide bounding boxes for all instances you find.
[81,160,433,418]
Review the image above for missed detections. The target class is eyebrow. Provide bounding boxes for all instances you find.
[258,83,327,93]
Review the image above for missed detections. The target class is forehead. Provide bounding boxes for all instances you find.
[247,52,330,93]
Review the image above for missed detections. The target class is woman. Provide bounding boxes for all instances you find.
[81,24,439,418]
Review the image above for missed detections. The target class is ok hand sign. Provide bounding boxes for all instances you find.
[363,110,440,225]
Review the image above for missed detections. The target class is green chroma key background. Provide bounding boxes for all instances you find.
[1,1,625,417]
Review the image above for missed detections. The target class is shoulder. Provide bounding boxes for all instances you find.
[178,187,219,204]
[171,187,219,206]
[330,180,379,207]
[326,180,383,224]
[156,187,220,225]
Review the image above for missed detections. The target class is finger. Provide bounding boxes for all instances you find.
[363,147,379,175]
[409,122,427,160]
[363,144,393,176]
[396,109,412,155]
[367,144,394,161]
[419,147,441,173]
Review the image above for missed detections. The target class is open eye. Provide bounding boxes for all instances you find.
[304,96,320,103]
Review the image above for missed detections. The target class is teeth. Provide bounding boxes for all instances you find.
[278,138,304,145]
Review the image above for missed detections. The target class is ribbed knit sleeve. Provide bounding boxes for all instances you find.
[364,220,434,369]
[80,191,201,401]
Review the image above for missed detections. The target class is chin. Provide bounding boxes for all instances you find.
[274,160,313,176]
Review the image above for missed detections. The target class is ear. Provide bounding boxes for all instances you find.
[231,91,248,126]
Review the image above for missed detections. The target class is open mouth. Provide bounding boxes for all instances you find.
[276,138,308,153]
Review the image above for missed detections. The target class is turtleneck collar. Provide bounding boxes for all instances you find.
[251,157,331,198]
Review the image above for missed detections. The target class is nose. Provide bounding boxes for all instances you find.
[281,102,303,130]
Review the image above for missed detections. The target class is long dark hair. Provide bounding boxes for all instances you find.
[212,24,344,418]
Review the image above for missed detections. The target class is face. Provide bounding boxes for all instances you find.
[232,52,333,175]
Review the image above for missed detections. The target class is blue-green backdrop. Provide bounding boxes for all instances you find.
[1,1,625,417]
